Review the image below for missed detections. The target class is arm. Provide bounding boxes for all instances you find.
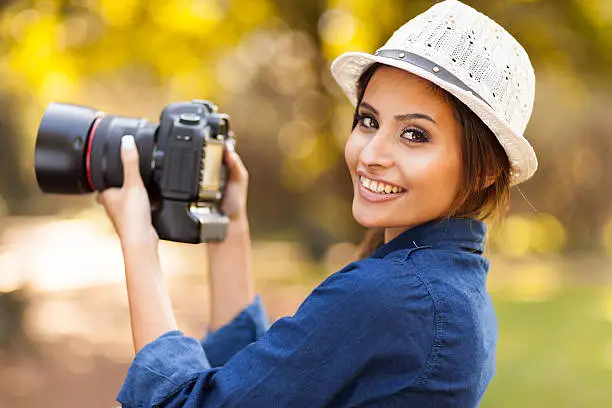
[98,136,265,358]
[207,214,255,330]
[121,241,177,353]
[97,135,177,353]
[201,144,270,366]
[116,260,435,408]
[206,143,256,330]
[202,213,264,367]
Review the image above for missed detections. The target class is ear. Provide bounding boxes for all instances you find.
[483,175,496,189]
[481,166,503,190]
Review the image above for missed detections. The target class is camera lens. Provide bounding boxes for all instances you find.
[35,102,157,194]
[35,103,100,193]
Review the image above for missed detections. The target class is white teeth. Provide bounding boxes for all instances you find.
[361,176,370,188]
[359,175,404,195]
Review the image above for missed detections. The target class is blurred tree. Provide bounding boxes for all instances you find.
[0,94,31,216]
[0,0,610,253]
[0,289,29,351]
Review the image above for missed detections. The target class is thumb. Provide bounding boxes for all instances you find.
[121,135,142,187]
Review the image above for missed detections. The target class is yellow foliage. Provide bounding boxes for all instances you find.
[39,69,79,100]
[319,9,357,46]
[578,0,612,28]
[151,0,225,36]
[532,213,567,254]
[231,0,275,26]
[321,0,386,59]
[321,15,377,60]
[492,213,567,257]
[9,15,60,73]
[6,13,81,97]
[168,68,215,101]
[496,215,532,257]
[281,134,340,192]
[98,0,141,27]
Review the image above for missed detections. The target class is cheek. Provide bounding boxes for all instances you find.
[344,131,362,173]
[426,151,462,198]
[404,147,462,196]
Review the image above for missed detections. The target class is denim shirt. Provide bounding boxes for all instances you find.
[117,218,497,408]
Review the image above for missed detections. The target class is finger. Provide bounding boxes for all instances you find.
[227,137,236,152]
[225,148,248,182]
[224,140,237,165]
[120,135,143,188]
[94,192,103,205]
[224,146,236,168]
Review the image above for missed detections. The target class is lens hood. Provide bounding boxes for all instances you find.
[35,102,101,193]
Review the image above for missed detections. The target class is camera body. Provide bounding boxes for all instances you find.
[151,100,230,243]
[35,99,232,243]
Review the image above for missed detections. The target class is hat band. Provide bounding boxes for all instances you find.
[374,49,490,108]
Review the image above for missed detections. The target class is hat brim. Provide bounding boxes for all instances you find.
[330,51,538,186]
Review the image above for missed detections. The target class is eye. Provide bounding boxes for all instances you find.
[401,127,430,143]
[357,114,378,129]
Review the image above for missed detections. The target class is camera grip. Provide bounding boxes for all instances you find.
[151,200,229,243]
[151,200,200,243]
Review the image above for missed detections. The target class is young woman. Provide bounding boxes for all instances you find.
[100,1,537,406]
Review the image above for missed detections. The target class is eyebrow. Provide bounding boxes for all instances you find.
[359,101,438,126]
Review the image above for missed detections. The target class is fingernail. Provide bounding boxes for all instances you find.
[227,140,236,153]
[122,135,136,150]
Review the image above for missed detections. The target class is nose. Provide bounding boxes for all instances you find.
[358,128,395,170]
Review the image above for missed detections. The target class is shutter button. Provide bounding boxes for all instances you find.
[179,113,201,125]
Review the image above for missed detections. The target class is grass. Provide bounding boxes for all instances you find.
[482,286,612,407]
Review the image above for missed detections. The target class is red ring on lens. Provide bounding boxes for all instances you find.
[86,114,104,191]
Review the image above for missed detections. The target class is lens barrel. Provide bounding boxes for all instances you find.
[35,103,100,193]
[35,102,156,194]
[87,115,155,191]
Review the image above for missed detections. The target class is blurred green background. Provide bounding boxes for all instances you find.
[0,0,611,406]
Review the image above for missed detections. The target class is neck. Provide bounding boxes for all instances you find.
[384,226,409,243]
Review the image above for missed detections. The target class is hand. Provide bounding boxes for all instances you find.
[95,135,158,247]
[221,141,249,221]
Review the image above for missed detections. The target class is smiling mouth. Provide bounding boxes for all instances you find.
[359,176,405,195]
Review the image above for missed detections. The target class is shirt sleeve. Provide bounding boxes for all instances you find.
[200,295,270,367]
[116,260,434,408]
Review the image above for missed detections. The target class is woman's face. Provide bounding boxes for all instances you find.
[345,66,463,238]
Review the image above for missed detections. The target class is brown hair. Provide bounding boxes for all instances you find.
[355,63,511,259]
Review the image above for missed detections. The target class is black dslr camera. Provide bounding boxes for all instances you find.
[35,99,231,243]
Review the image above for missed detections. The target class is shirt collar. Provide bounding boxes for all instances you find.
[371,217,487,259]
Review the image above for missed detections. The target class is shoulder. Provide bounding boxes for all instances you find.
[399,246,490,297]
[369,246,494,342]
[310,256,437,331]
[289,255,442,384]
[403,245,490,274]
[325,256,432,300]
[386,247,491,325]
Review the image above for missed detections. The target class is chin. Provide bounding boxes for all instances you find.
[352,199,431,231]
[352,202,390,229]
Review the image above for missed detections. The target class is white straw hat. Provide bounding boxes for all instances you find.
[331,0,537,185]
